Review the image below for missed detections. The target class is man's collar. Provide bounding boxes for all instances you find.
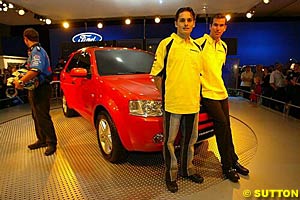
[29,42,40,51]
[171,33,192,43]
[204,33,221,45]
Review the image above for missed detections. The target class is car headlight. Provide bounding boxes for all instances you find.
[129,100,163,117]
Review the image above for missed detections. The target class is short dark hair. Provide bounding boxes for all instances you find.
[23,28,39,42]
[210,13,227,25]
[175,7,196,21]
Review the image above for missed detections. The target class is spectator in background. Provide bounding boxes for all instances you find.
[261,67,272,107]
[254,64,264,85]
[270,63,286,111]
[240,65,253,99]
[288,63,300,118]
[250,76,262,103]
[0,72,5,100]
[286,63,299,103]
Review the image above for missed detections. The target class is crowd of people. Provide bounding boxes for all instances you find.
[239,62,300,119]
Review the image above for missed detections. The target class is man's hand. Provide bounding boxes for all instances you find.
[153,76,162,95]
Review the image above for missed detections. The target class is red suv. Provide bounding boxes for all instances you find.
[60,46,213,163]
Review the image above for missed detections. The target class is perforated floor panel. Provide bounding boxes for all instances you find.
[0,108,257,200]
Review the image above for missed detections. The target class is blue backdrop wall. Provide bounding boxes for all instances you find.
[2,20,300,68]
[48,20,300,67]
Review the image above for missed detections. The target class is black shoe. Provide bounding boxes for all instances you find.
[223,168,240,182]
[166,181,178,193]
[45,145,56,156]
[28,141,47,150]
[184,174,204,184]
[233,162,249,176]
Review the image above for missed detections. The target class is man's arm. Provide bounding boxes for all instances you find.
[14,70,38,89]
[153,76,162,94]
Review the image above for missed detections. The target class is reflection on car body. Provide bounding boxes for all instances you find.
[60,46,214,163]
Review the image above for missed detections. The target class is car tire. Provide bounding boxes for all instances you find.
[62,94,78,117]
[96,111,128,163]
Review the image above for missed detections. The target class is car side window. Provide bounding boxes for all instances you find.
[77,52,91,74]
[66,53,80,73]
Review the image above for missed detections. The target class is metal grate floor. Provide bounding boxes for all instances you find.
[0,108,257,200]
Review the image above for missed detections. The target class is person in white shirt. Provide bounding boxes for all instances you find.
[240,65,254,99]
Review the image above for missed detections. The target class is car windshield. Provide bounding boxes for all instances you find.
[95,49,154,75]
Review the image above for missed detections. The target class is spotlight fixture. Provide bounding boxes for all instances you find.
[63,21,70,29]
[33,14,52,25]
[0,1,13,12]
[246,10,255,18]
[154,16,161,23]
[263,0,270,4]
[8,2,13,8]
[97,22,103,29]
[125,18,131,25]
[17,9,25,16]
[45,18,51,25]
[225,14,231,22]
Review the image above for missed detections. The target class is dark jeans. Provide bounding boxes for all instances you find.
[28,83,57,146]
[201,98,238,170]
[240,86,251,99]
[271,87,286,112]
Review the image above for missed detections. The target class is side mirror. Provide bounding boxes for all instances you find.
[70,68,88,77]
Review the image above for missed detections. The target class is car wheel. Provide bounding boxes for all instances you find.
[62,94,78,117]
[96,111,128,163]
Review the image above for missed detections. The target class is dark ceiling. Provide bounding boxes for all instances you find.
[0,0,300,26]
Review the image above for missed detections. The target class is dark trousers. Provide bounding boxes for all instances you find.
[28,83,57,146]
[271,87,286,112]
[163,111,198,181]
[240,86,251,99]
[201,98,238,170]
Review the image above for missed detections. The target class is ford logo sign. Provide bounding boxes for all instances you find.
[72,32,103,42]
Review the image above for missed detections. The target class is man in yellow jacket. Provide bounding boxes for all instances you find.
[151,7,203,193]
[196,14,249,182]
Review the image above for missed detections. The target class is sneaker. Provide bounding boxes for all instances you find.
[28,141,47,150]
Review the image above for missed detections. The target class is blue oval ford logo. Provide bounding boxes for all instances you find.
[72,32,103,42]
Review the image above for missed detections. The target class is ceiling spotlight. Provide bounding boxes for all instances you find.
[97,22,103,29]
[125,18,131,25]
[246,10,255,18]
[263,0,270,4]
[18,9,25,15]
[246,12,252,18]
[8,3,13,8]
[45,18,52,25]
[2,6,8,11]
[225,14,231,22]
[63,21,70,29]
[154,16,160,23]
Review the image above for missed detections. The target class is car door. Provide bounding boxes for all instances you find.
[75,51,95,119]
[61,53,81,110]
